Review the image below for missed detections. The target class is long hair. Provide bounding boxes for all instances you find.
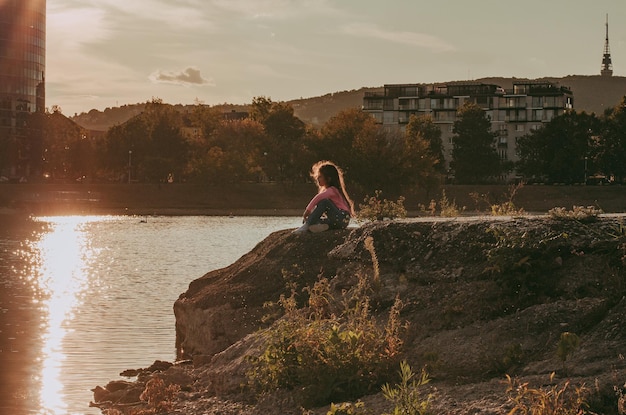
[311,160,355,216]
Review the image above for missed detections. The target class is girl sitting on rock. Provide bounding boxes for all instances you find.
[294,161,355,233]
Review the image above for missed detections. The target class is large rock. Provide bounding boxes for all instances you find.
[174,228,352,358]
[109,216,626,414]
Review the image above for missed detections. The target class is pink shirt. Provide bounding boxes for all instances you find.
[306,186,351,214]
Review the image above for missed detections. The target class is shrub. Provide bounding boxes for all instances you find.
[556,332,580,375]
[548,206,603,222]
[438,189,464,217]
[326,401,367,415]
[381,360,431,415]
[358,190,407,221]
[248,267,406,407]
[469,182,526,216]
[506,373,589,415]
[417,199,437,216]
[489,343,527,375]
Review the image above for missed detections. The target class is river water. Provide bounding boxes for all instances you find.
[0,214,302,415]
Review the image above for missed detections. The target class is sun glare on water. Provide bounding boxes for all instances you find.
[27,216,105,414]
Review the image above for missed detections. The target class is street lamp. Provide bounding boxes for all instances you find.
[128,150,132,184]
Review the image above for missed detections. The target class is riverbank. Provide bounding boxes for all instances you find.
[1,183,625,216]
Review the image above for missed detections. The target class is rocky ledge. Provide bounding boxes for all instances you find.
[92,216,626,414]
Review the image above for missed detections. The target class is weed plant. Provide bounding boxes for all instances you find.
[381,360,432,415]
[506,373,589,415]
[358,190,407,221]
[438,189,464,217]
[417,199,438,216]
[548,206,603,223]
[469,182,526,216]
[489,343,527,375]
[248,239,406,407]
[556,332,580,375]
[326,401,368,415]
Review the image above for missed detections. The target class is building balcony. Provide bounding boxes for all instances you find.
[363,103,383,110]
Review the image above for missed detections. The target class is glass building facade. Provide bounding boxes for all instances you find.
[0,0,46,179]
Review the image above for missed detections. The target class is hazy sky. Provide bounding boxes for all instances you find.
[46,0,626,116]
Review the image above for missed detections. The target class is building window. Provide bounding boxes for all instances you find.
[516,124,525,132]
[544,96,557,107]
[383,112,395,124]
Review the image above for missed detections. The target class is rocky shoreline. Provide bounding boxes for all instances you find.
[91,216,626,414]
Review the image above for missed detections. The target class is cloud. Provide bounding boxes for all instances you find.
[342,23,455,53]
[149,67,215,86]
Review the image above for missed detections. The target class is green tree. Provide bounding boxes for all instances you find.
[102,117,146,181]
[42,111,93,181]
[187,118,266,184]
[597,96,626,182]
[249,96,274,124]
[516,111,598,184]
[405,114,445,173]
[142,112,187,182]
[404,114,445,194]
[188,104,223,141]
[451,102,501,184]
[312,108,377,170]
[250,97,307,182]
[313,109,440,195]
[102,99,189,183]
[313,108,383,192]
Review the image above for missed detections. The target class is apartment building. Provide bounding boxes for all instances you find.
[0,0,47,179]
[362,81,574,173]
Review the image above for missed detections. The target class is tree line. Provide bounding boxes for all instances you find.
[24,95,626,195]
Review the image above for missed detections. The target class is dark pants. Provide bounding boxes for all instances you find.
[306,198,351,229]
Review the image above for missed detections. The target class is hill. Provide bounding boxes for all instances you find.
[70,76,626,132]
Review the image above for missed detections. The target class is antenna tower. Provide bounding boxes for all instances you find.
[601,14,613,77]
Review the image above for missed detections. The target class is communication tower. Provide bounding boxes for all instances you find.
[601,14,613,77]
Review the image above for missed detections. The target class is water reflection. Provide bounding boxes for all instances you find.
[1,214,302,414]
[28,216,99,414]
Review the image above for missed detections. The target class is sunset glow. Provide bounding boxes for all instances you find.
[45,1,626,117]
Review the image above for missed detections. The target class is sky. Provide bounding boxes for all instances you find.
[46,0,626,117]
